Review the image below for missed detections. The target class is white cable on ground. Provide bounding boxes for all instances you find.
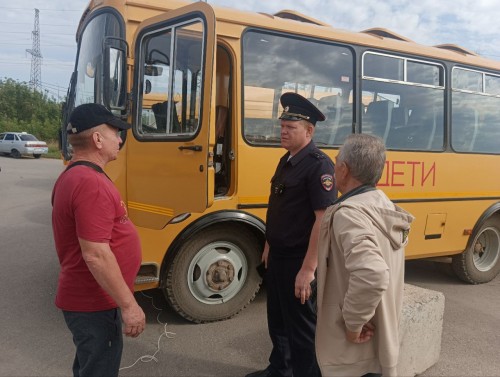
[119,292,176,371]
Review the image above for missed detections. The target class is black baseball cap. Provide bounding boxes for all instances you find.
[67,103,131,134]
[279,92,325,126]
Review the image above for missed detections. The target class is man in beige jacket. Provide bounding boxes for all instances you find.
[316,134,414,377]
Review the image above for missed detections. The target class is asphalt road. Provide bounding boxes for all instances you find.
[0,156,499,377]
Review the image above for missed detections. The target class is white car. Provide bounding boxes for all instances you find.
[0,132,49,159]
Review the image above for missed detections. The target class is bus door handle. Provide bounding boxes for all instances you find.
[178,145,203,152]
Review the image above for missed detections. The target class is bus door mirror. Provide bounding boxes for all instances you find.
[103,37,128,111]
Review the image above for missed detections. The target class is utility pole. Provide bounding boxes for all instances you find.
[26,8,42,92]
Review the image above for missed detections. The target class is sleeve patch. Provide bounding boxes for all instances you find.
[321,174,334,191]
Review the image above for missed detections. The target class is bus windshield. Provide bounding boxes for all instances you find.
[74,12,123,106]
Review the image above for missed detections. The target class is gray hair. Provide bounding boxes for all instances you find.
[337,134,386,186]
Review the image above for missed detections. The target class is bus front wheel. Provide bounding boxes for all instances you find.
[163,224,263,323]
[452,216,500,284]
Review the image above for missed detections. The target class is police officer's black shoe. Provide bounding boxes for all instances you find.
[245,368,276,377]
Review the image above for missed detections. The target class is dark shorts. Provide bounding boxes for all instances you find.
[63,308,123,377]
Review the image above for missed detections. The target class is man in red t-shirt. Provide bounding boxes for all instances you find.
[52,103,145,377]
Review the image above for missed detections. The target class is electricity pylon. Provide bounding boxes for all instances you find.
[26,8,42,92]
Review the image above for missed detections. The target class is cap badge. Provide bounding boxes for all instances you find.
[284,106,289,112]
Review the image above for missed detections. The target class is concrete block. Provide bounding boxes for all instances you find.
[398,284,445,377]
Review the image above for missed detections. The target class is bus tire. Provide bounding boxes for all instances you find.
[452,216,500,284]
[163,224,262,323]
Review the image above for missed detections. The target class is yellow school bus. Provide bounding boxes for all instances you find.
[61,0,500,322]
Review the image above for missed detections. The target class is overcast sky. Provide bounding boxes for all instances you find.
[1,0,500,101]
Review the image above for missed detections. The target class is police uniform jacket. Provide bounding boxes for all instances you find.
[266,141,335,258]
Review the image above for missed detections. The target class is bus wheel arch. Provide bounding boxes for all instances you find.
[452,209,500,284]
[161,213,265,323]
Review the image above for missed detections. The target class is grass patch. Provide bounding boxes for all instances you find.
[45,140,63,159]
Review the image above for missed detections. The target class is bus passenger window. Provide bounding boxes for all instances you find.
[473,105,500,153]
[452,107,478,152]
[362,52,445,151]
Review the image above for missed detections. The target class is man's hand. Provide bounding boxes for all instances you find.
[122,302,146,338]
[346,322,375,344]
[294,268,315,304]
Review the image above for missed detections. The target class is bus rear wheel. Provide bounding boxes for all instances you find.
[163,224,262,323]
[452,216,500,284]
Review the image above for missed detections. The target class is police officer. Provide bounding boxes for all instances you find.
[246,93,336,377]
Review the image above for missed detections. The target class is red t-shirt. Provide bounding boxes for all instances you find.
[51,164,141,311]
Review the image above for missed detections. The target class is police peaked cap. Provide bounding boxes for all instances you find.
[279,92,325,126]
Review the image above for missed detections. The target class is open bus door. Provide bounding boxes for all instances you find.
[127,3,216,229]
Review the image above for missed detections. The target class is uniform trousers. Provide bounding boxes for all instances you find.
[63,308,123,377]
[266,252,321,377]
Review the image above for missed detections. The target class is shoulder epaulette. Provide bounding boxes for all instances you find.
[310,151,326,159]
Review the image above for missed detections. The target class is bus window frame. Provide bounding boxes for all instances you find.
[452,66,500,96]
[133,15,208,142]
[362,51,446,89]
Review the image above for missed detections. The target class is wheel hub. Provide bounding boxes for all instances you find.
[206,260,235,291]
[474,242,484,257]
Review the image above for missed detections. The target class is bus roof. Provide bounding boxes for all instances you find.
[80,0,500,71]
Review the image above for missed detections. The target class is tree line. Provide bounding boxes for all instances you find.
[0,78,63,141]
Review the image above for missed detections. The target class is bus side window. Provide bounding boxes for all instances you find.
[473,111,500,153]
[387,100,444,151]
[452,107,478,152]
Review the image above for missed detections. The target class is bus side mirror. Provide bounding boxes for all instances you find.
[103,37,128,111]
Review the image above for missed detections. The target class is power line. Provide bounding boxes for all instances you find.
[41,80,68,90]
